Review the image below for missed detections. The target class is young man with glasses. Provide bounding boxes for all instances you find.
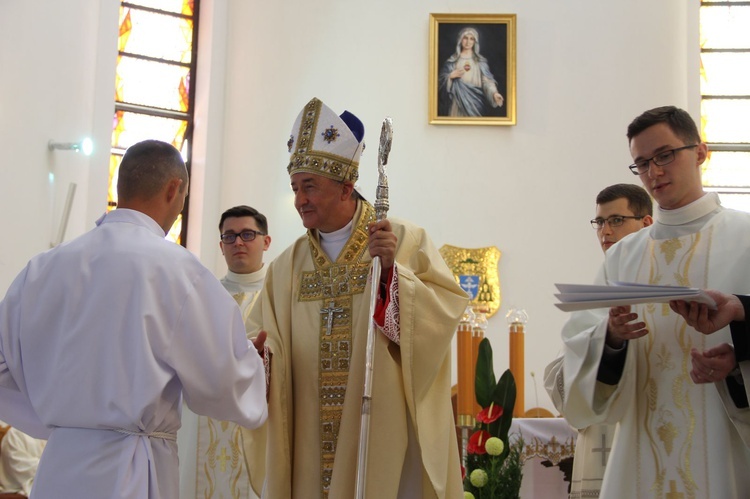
[591,183,653,253]
[191,205,272,499]
[218,205,272,326]
[546,183,652,498]
[553,106,750,498]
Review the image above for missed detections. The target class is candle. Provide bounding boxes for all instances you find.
[456,306,475,427]
[506,308,528,418]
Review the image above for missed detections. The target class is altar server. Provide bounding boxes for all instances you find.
[545,183,652,498]
[553,106,750,498]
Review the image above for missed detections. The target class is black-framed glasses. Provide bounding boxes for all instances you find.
[590,216,644,230]
[220,229,265,244]
[628,144,698,175]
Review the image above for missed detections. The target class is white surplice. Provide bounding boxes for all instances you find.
[221,267,267,334]
[0,209,268,499]
[556,193,750,499]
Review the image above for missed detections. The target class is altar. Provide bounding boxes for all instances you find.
[509,418,577,499]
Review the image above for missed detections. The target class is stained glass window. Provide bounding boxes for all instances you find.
[109,0,198,244]
[700,1,750,212]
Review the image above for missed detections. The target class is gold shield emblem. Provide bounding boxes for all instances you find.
[439,245,502,317]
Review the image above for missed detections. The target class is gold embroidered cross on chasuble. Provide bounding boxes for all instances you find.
[298,201,375,497]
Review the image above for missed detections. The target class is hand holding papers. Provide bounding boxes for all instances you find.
[554,282,718,312]
[670,289,746,336]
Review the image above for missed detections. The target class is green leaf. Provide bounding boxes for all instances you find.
[492,369,517,443]
[474,338,496,408]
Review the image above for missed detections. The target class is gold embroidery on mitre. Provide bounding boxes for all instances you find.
[296,201,375,498]
[321,125,340,143]
[287,98,361,183]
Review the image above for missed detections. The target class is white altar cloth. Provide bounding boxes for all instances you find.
[510,418,577,499]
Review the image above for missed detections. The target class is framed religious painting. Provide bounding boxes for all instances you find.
[429,13,516,126]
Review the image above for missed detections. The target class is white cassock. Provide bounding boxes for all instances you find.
[555,193,750,499]
[193,266,267,499]
[0,209,267,499]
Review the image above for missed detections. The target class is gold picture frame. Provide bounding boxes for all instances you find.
[429,13,516,126]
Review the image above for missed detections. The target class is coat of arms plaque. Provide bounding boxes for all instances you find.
[439,244,501,317]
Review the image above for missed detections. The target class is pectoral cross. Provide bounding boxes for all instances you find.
[320,301,343,336]
[592,432,611,467]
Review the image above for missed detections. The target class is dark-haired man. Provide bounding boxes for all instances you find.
[244,97,468,498]
[219,205,272,328]
[194,205,272,498]
[545,183,652,497]
[592,183,653,253]
[553,106,750,498]
[0,140,268,498]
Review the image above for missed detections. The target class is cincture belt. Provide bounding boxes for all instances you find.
[114,428,177,441]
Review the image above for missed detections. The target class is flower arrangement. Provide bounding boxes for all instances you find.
[463,338,524,499]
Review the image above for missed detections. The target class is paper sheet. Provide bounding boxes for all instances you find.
[553,282,717,312]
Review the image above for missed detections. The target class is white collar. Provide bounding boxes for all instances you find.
[223,266,266,285]
[96,209,166,237]
[319,219,354,243]
[656,192,720,226]
[318,219,354,261]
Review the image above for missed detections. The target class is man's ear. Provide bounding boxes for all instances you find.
[341,181,355,200]
[696,142,709,166]
[642,215,654,228]
[165,178,183,203]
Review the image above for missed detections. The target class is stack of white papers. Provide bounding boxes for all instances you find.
[553,282,717,312]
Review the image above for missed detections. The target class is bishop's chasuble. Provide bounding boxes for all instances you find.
[556,193,750,499]
[243,200,468,498]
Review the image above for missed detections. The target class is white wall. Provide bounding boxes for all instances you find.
[201,0,697,414]
[0,0,117,292]
[1,0,698,480]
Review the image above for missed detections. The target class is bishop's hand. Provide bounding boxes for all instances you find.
[250,330,267,356]
[368,219,397,275]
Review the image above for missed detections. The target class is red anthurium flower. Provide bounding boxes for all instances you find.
[467,429,491,455]
[477,403,503,424]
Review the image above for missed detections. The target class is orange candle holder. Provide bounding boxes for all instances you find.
[506,307,528,418]
[456,306,476,427]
